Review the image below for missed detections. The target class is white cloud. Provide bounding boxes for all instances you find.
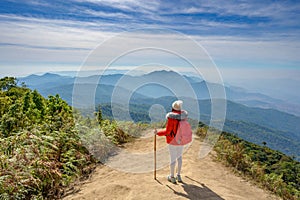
[72,0,159,14]
[161,0,300,30]
[0,14,111,49]
[81,9,131,19]
[1,14,299,78]
[193,0,295,18]
[0,0,299,79]
[198,36,300,64]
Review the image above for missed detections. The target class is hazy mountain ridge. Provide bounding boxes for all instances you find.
[40,83,149,108]
[230,78,300,105]
[18,71,300,160]
[19,70,300,116]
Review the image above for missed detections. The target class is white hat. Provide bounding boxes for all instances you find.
[172,100,183,111]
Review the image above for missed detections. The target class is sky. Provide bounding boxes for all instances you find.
[0,0,300,89]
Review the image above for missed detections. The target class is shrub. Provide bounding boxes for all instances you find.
[0,130,94,199]
[100,119,130,145]
[214,131,300,200]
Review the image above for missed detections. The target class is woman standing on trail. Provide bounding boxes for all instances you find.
[154,100,188,184]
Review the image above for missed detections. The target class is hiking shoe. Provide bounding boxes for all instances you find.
[167,175,177,184]
[176,175,183,183]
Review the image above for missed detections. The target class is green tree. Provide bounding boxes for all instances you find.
[46,94,74,132]
[0,101,25,136]
[262,141,267,146]
[23,91,31,113]
[0,77,17,91]
[0,94,11,117]
[32,90,44,111]
[96,105,103,126]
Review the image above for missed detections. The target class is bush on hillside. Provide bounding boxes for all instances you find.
[214,132,300,200]
[0,77,95,199]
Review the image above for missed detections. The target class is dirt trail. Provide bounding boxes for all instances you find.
[64,131,280,200]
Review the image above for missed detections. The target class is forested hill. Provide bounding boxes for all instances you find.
[0,77,95,199]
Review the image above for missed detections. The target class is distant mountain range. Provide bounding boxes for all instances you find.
[18,70,300,160]
[19,70,300,116]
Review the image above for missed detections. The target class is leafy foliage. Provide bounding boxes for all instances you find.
[0,130,94,199]
[0,77,95,199]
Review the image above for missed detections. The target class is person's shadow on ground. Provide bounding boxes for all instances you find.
[167,176,224,200]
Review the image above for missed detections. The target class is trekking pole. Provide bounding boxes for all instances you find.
[154,130,157,180]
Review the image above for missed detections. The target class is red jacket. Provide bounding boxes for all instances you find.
[157,110,188,145]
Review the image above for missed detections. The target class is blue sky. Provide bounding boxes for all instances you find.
[0,0,299,84]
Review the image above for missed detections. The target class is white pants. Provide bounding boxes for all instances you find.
[168,144,184,177]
